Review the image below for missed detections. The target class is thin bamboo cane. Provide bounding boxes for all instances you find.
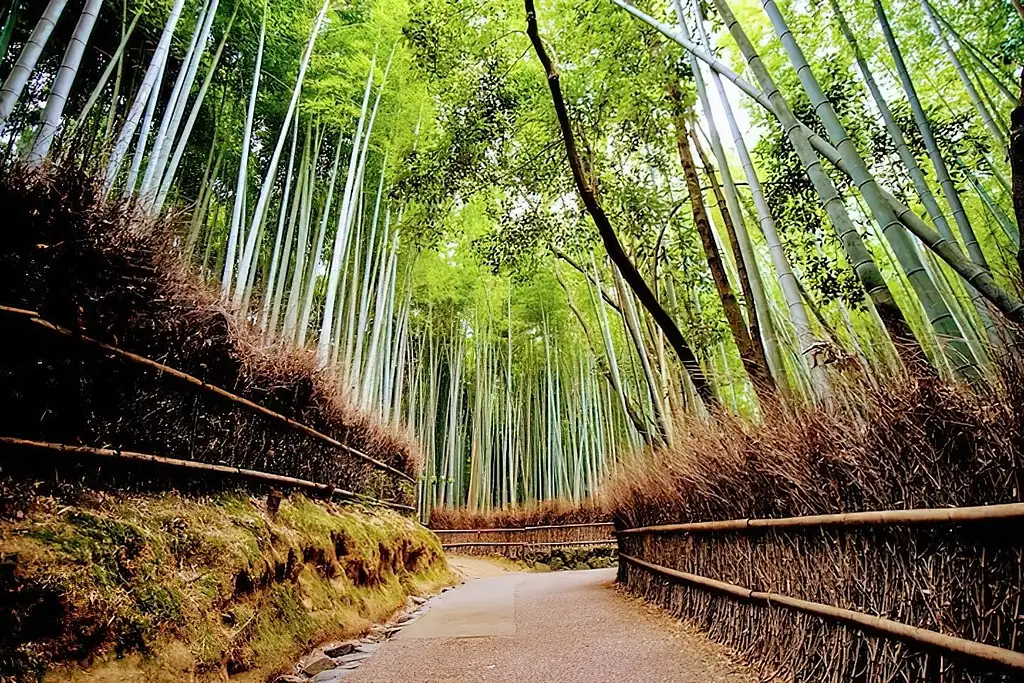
[0,306,415,483]
[617,502,1024,535]
[0,437,413,512]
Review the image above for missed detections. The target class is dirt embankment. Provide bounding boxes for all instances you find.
[0,490,453,682]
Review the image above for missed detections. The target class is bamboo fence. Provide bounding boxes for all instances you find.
[0,305,414,510]
[433,522,616,558]
[617,503,1024,681]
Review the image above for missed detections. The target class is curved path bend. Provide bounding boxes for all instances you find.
[345,563,752,683]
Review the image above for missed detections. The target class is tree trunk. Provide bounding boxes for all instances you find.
[689,127,777,395]
[668,83,772,396]
[524,0,715,409]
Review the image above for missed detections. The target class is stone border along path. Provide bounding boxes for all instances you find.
[280,561,754,683]
[274,592,444,683]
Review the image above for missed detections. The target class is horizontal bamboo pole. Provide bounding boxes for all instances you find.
[1,306,415,484]
[0,436,414,512]
[617,503,1024,536]
[442,540,616,548]
[620,554,1024,674]
[433,522,615,534]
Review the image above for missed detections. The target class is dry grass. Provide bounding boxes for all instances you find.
[607,365,1024,681]
[0,162,417,503]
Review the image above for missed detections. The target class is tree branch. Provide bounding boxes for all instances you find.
[524,0,715,409]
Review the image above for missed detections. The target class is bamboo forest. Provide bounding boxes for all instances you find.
[1,0,1022,517]
[4,0,1024,679]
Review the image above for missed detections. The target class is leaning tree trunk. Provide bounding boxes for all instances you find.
[691,129,782,393]
[668,82,774,397]
[524,0,715,409]
[0,0,69,125]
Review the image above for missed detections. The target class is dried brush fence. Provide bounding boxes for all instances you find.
[617,503,1024,681]
[0,306,413,511]
[434,522,616,559]
[605,363,1024,682]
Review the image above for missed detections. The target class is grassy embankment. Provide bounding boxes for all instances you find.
[1,490,453,682]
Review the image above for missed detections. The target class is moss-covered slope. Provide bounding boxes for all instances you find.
[0,491,453,682]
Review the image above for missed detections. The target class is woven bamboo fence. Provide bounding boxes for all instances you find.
[434,522,616,559]
[617,503,1024,682]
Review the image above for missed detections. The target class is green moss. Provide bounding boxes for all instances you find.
[1,491,454,682]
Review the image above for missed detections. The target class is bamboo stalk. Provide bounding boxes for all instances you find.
[620,554,1024,673]
[617,502,1024,535]
[0,306,415,483]
[0,436,413,512]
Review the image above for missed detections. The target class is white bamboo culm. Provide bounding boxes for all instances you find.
[0,0,69,126]
[294,141,344,345]
[267,119,306,339]
[221,0,269,301]
[104,0,185,193]
[260,116,301,336]
[153,4,237,214]
[124,54,167,194]
[142,0,221,205]
[232,0,330,312]
[137,0,210,198]
[316,58,377,368]
[73,10,141,133]
[26,0,104,163]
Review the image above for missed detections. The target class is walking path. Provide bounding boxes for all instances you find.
[342,561,752,683]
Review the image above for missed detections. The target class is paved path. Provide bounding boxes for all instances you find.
[345,567,752,683]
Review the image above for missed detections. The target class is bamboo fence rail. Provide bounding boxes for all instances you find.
[0,436,414,512]
[620,553,1024,675]
[433,522,616,558]
[1,305,414,483]
[617,502,1024,535]
[618,502,1024,679]
[432,522,615,547]
[433,521,615,534]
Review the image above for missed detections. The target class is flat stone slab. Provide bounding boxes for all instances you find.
[299,653,337,677]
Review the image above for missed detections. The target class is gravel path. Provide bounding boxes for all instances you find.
[342,567,753,683]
